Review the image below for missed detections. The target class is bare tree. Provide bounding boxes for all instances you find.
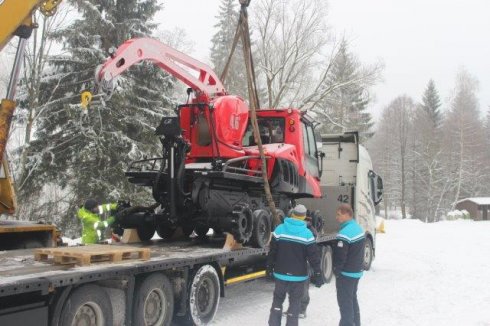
[252,0,328,108]
[410,105,446,222]
[14,9,71,185]
[251,0,383,135]
[370,96,415,219]
[441,68,487,209]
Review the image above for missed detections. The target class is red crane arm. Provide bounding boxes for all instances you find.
[95,37,226,99]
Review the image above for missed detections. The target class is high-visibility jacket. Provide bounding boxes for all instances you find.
[77,203,117,244]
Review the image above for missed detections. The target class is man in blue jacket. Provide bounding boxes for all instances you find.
[267,204,324,326]
[333,204,365,326]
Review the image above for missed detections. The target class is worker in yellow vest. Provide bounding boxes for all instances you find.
[77,199,117,244]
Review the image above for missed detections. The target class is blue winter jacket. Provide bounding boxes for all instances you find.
[267,217,321,282]
[334,219,366,278]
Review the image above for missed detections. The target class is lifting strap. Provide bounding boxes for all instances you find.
[221,0,280,226]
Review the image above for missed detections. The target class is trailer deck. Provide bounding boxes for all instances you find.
[0,238,263,296]
[0,233,336,325]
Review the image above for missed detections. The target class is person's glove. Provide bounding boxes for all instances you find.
[311,272,325,288]
[266,265,274,279]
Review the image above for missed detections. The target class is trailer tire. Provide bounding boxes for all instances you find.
[59,284,113,326]
[184,265,220,325]
[133,273,174,326]
[321,245,333,283]
[363,237,374,271]
[250,209,271,248]
[138,224,155,241]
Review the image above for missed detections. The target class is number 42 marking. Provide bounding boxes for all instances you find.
[337,195,349,203]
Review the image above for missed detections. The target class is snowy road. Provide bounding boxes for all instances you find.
[210,220,490,326]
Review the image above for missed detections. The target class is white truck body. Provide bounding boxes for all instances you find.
[301,132,383,269]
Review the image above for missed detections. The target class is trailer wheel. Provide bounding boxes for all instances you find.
[59,284,113,326]
[363,237,374,271]
[138,224,155,241]
[250,209,271,248]
[321,245,333,283]
[187,265,220,325]
[133,273,174,326]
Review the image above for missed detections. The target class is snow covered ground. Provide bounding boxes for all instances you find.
[211,219,490,326]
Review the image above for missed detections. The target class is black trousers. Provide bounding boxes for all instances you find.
[299,278,310,314]
[336,275,360,326]
[268,279,306,326]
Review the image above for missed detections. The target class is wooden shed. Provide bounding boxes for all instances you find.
[455,198,490,221]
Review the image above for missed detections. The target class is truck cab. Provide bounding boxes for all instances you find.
[300,131,383,270]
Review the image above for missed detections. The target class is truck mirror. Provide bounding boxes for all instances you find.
[316,151,325,178]
[369,171,383,206]
[374,175,383,205]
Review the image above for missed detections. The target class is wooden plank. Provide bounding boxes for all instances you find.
[0,224,57,234]
[34,245,151,266]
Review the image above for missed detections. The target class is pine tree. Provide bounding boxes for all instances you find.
[421,79,442,128]
[408,80,444,222]
[319,41,374,142]
[210,0,247,98]
[19,0,174,235]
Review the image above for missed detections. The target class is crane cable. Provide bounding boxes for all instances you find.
[221,0,280,227]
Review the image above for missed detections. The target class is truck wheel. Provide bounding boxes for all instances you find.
[138,224,155,241]
[363,238,374,271]
[321,245,333,283]
[187,265,220,325]
[250,210,271,248]
[60,284,113,326]
[133,273,174,326]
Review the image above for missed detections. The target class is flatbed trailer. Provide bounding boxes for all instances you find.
[0,233,335,325]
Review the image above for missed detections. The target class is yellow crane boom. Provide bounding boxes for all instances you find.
[0,0,63,214]
[0,0,60,51]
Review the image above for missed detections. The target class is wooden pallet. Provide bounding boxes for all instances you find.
[34,244,151,266]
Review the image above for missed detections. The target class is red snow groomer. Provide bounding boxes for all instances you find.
[95,38,324,247]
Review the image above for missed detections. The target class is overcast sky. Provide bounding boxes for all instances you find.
[156,0,490,119]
